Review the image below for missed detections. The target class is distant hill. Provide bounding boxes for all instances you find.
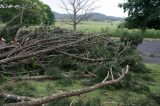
[54,12,124,22]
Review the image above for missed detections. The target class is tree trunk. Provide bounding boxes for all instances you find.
[73,23,77,31]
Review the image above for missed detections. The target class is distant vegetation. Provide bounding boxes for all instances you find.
[54,11,160,38]
[55,20,160,38]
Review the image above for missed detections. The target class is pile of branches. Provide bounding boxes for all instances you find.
[0,27,129,106]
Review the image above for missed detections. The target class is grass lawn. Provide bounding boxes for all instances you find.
[146,64,160,94]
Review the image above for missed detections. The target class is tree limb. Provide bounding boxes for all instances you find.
[3,65,129,106]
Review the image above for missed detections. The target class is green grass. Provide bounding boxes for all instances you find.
[56,20,120,33]
[1,80,143,106]
[146,64,160,94]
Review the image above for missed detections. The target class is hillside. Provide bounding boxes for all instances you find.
[54,12,124,22]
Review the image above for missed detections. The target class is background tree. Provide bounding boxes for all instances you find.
[119,0,160,31]
[0,0,55,26]
[61,0,97,31]
[44,5,55,25]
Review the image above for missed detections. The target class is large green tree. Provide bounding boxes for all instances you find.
[0,0,54,25]
[119,0,160,30]
[44,5,55,25]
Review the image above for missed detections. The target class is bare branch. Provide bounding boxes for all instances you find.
[0,36,96,64]
[57,50,106,62]
[60,0,98,31]
[102,71,110,82]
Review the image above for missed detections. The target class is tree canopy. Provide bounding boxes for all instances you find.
[119,0,160,30]
[0,0,54,25]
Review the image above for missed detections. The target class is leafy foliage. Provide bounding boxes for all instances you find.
[0,0,54,25]
[119,0,160,30]
[120,32,143,47]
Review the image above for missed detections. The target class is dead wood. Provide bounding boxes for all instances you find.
[0,93,36,102]
[12,72,95,81]
[0,36,95,64]
[0,28,129,106]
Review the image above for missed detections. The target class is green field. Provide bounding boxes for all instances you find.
[56,20,160,38]
[146,64,160,93]
[56,21,120,33]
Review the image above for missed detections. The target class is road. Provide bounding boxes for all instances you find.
[137,39,160,64]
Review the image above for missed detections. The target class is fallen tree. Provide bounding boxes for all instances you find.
[0,27,131,105]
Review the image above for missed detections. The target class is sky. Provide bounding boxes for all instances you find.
[40,0,128,17]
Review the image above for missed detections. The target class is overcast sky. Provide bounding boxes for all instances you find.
[40,0,128,17]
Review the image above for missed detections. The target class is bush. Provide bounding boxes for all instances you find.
[120,32,143,47]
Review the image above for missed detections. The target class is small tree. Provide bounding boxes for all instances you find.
[61,0,97,31]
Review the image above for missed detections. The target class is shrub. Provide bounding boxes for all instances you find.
[120,32,143,47]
